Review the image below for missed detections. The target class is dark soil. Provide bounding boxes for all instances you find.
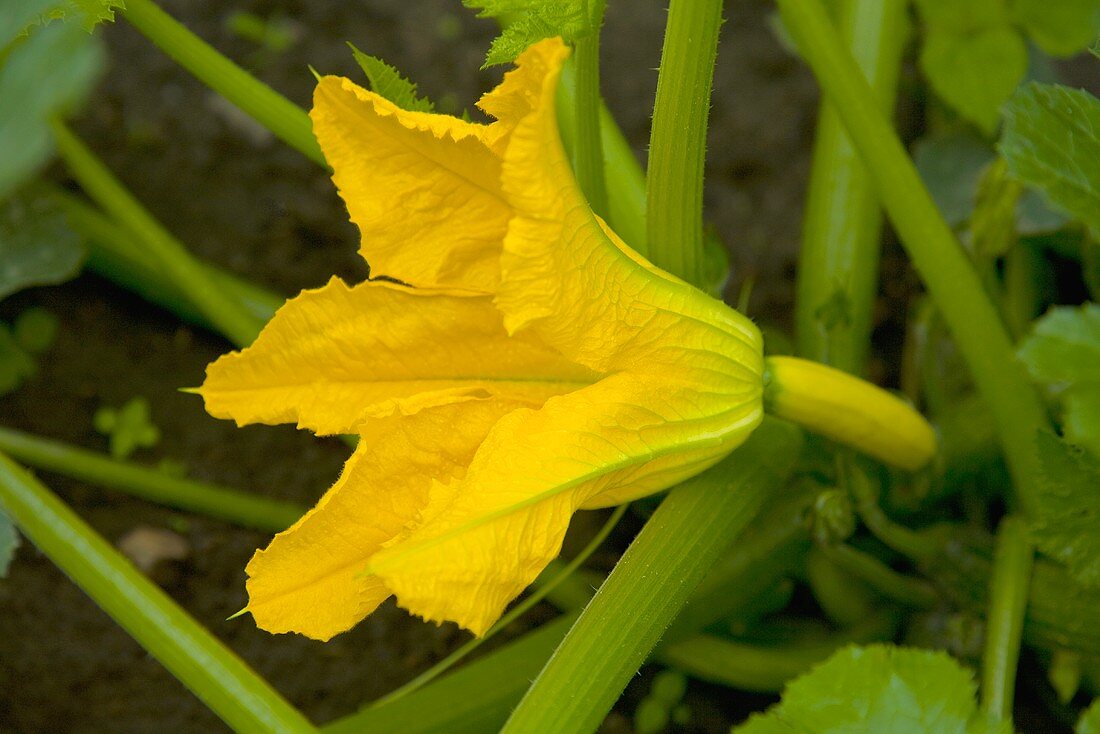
[0,1,832,731]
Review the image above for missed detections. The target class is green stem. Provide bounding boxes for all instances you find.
[369,504,627,708]
[845,458,940,561]
[322,614,577,734]
[571,21,608,218]
[645,0,723,287]
[794,0,907,374]
[659,612,897,693]
[557,59,647,255]
[51,121,263,347]
[0,426,303,532]
[823,542,939,609]
[981,516,1033,722]
[777,0,1049,515]
[0,453,315,734]
[120,0,325,166]
[503,419,802,734]
[50,187,282,327]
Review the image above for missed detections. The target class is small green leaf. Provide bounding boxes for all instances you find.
[920,25,1027,135]
[463,0,593,67]
[348,44,435,113]
[0,324,34,396]
[93,397,161,459]
[12,307,59,354]
[0,195,86,301]
[1080,697,1100,734]
[734,644,1009,734]
[0,18,105,200]
[1031,431,1100,588]
[1001,83,1100,237]
[1011,0,1100,57]
[0,506,18,577]
[1019,304,1100,454]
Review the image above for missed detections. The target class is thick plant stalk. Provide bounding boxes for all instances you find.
[503,420,802,734]
[571,0,608,218]
[981,516,1033,721]
[795,0,907,374]
[645,0,724,287]
[0,454,316,734]
[776,0,1049,515]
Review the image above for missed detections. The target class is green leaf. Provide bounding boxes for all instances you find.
[1001,83,1100,238]
[969,158,1020,258]
[0,18,105,201]
[463,0,593,66]
[919,25,1027,135]
[0,195,86,301]
[914,0,1009,31]
[1080,697,1100,734]
[733,644,1008,734]
[1012,0,1100,57]
[0,506,17,577]
[0,324,34,396]
[348,44,434,113]
[0,0,60,44]
[1018,304,1100,454]
[27,0,123,32]
[12,307,59,354]
[93,397,161,459]
[1031,431,1100,588]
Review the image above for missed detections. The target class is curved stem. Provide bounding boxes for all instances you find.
[121,0,325,167]
[645,0,723,287]
[822,542,939,609]
[0,426,303,532]
[51,121,263,347]
[776,0,1049,515]
[0,453,315,734]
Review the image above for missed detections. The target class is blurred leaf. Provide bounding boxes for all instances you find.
[0,324,35,395]
[0,507,17,577]
[1019,304,1100,455]
[0,0,59,44]
[93,397,161,459]
[920,25,1027,135]
[13,307,59,354]
[969,157,1021,258]
[1031,431,1100,588]
[914,0,1009,30]
[0,195,85,301]
[733,644,1009,734]
[1011,0,1100,57]
[26,0,123,32]
[1080,698,1100,734]
[0,19,105,201]
[1001,83,1100,237]
[348,44,435,113]
[463,0,595,67]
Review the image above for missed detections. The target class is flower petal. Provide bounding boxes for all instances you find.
[494,38,762,378]
[370,369,763,636]
[311,76,508,291]
[244,398,522,641]
[200,277,596,435]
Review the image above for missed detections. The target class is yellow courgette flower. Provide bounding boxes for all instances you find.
[199,37,933,640]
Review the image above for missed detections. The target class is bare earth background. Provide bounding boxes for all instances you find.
[0,0,921,731]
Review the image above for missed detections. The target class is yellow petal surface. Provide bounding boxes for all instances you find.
[245,398,524,640]
[311,77,507,291]
[370,370,763,636]
[200,277,596,435]
[494,39,762,380]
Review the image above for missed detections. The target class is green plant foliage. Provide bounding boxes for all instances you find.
[1011,0,1100,57]
[635,669,688,734]
[462,0,596,67]
[733,644,1010,734]
[25,0,123,32]
[1019,304,1100,456]
[12,308,59,354]
[93,397,161,459]
[1001,83,1100,238]
[0,17,105,201]
[349,44,435,113]
[0,196,86,301]
[1030,431,1100,588]
[1080,698,1100,734]
[0,508,17,577]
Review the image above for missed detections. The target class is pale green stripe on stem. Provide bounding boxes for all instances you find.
[0,453,316,734]
[776,0,1048,515]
